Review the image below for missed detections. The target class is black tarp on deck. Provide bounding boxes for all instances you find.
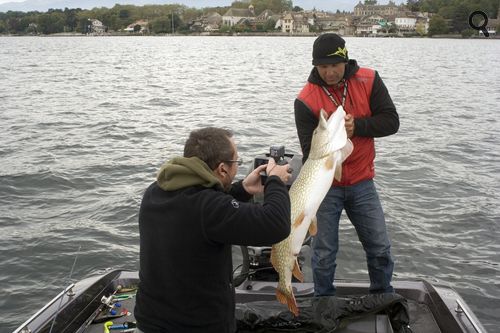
[236,293,412,333]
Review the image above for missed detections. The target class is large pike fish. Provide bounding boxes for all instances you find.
[270,106,353,316]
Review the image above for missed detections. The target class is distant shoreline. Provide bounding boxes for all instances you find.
[1,32,499,39]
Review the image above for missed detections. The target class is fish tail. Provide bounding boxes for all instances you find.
[276,284,299,316]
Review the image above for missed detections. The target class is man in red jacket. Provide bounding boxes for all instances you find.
[295,33,399,296]
[135,127,291,333]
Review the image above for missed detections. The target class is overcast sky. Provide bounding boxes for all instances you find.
[0,0,406,12]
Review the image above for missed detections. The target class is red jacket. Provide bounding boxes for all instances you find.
[295,60,399,186]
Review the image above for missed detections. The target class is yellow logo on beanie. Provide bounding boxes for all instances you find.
[327,47,348,59]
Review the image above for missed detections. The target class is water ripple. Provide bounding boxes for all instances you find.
[0,36,499,332]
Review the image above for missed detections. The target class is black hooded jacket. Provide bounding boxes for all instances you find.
[135,157,291,333]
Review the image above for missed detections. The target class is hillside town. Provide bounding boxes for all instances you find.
[102,1,434,37]
[90,0,499,37]
[192,1,431,36]
[2,0,499,37]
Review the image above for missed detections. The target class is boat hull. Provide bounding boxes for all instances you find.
[14,270,486,333]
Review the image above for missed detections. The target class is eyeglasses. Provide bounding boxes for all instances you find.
[223,159,243,166]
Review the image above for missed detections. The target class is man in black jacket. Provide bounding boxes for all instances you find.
[135,127,292,333]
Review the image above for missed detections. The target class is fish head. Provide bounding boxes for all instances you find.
[309,107,348,158]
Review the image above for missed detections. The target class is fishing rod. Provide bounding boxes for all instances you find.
[48,245,81,333]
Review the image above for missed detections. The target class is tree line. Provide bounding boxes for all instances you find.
[0,1,293,34]
[408,0,499,36]
[0,0,498,36]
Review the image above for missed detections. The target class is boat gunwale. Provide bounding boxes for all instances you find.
[13,270,487,333]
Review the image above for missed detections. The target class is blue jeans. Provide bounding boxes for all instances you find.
[311,179,394,296]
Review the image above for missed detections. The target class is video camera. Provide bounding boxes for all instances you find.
[254,145,290,185]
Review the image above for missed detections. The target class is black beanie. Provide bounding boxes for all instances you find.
[312,33,349,66]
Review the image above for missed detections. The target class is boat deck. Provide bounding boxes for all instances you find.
[82,297,442,333]
[14,270,486,333]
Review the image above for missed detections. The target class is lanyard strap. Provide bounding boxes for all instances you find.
[322,80,348,108]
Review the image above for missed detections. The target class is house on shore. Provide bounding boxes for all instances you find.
[353,1,402,17]
[222,5,256,27]
[190,12,222,32]
[124,20,149,33]
[87,19,106,35]
[276,11,312,34]
[315,12,354,35]
[478,6,499,36]
[353,14,386,36]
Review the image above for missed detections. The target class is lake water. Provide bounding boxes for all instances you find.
[0,36,499,332]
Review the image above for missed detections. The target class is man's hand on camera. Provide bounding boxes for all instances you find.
[242,164,267,195]
[266,158,292,184]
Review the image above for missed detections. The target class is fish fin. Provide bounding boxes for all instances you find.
[341,139,354,162]
[276,287,288,305]
[276,287,299,317]
[333,139,353,182]
[308,217,317,236]
[324,153,335,170]
[292,211,305,229]
[334,163,342,181]
[292,259,304,282]
[319,109,328,123]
